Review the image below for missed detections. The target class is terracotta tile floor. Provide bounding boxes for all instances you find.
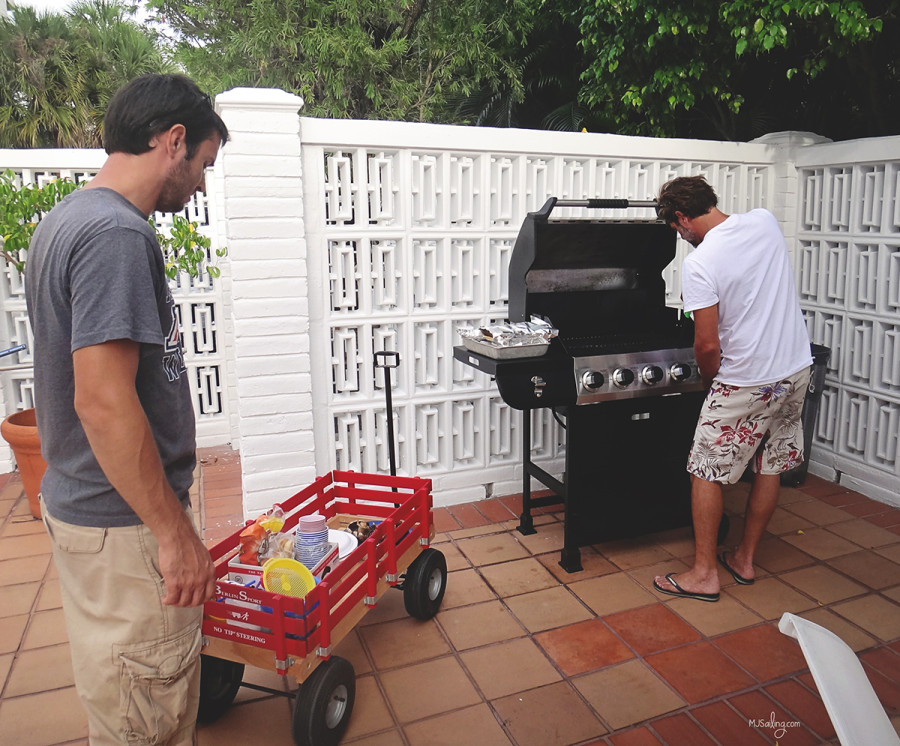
[2,445,900,745]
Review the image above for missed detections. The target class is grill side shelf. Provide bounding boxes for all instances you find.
[452,345,576,409]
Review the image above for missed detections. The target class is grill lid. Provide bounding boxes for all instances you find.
[508,197,678,339]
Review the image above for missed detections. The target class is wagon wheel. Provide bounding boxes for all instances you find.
[402,548,447,620]
[292,656,355,746]
[197,655,244,723]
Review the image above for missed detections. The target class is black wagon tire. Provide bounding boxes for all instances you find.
[403,548,447,620]
[292,656,356,746]
[197,655,244,723]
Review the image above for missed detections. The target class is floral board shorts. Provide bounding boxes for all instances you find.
[687,367,812,484]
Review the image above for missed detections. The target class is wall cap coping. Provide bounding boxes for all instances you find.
[298,117,776,160]
[751,131,833,147]
[216,87,305,112]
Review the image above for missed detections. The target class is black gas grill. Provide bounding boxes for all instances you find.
[454,198,707,572]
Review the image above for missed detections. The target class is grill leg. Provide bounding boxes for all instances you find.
[559,409,582,573]
[517,409,537,536]
[559,545,583,573]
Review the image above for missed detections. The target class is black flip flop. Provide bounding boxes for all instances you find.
[653,572,720,602]
[717,552,755,585]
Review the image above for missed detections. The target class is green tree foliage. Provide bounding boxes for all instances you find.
[566,0,898,140]
[147,0,535,122]
[0,0,173,147]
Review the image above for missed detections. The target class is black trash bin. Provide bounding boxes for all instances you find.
[781,343,831,487]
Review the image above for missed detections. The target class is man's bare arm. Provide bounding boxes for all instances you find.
[692,304,722,390]
[72,339,214,607]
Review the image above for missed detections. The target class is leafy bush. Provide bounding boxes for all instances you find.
[0,169,224,279]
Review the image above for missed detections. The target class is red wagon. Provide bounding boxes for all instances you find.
[200,470,448,745]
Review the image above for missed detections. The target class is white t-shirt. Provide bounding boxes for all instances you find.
[681,208,812,386]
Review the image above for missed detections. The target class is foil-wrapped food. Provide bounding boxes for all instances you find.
[458,318,557,359]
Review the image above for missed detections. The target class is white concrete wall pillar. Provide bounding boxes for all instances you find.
[214,88,314,517]
[751,131,832,262]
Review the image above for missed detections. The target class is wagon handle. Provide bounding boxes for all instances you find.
[374,351,400,482]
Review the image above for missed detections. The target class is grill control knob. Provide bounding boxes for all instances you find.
[582,370,605,391]
[640,365,664,385]
[612,368,635,388]
[670,362,692,382]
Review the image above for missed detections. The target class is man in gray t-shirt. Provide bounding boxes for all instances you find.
[25,74,228,745]
[27,187,197,527]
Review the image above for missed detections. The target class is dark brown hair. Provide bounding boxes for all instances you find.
[656,176,718,225]
[103,74,229,159]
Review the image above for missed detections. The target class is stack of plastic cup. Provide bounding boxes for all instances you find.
[294,514,329,570]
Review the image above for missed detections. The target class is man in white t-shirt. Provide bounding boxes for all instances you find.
[652,176,812,602]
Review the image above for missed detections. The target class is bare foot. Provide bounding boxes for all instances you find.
[719,550,755,584]
[653,569,719,596]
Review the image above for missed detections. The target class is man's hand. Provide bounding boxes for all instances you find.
[158,514,216,607]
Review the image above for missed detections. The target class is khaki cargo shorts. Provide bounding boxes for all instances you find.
[41,499,202,746]
[687,367,811,484]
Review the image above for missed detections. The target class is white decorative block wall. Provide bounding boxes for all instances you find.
[0,150,232,469]
[6,123,899,508]
[794,138,900,505]
[295,120,778,506]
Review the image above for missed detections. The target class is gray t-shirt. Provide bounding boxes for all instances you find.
[25,187,196,527]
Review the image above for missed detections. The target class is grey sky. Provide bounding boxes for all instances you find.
[12,0,79,11]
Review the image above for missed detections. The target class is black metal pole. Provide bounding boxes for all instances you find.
[373,351,400,477]
[383,366,397,477]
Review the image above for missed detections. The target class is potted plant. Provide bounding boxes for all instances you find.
[0,168,225,518]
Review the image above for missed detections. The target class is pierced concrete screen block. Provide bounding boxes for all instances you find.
[374,406,403,473]
[823,241,850,307]
[890,163,900,234]
[450,155,478,226]
[839,389,871,460]
[848,243,879,313]
[367,151,399,226]
[331,326,362,395]
[872,397,899,472]
[846,316,875,387]
[488,238,513,308]
[826,167,853,233]
[411,153,441,227]
[371,238,404,312]
[451,239,480,307]
[489,397,519,463]
[451,399,482,465]
[858,165,886,234]
[414,402,446,472]
[874,321,900,392]
[412,321,445,391]
[815,384,840,450]
[334,410,366,472]
[329,240,361,312]
[412,239,442,309]
[325,151,356,226]
[491,155,518,225]
[802,169,825,232]
[193,366,223,418]
[885,244,900,313]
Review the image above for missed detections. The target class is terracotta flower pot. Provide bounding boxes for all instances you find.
[1,408,46,519]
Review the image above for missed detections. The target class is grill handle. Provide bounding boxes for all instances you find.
[532,197,659,219]
[552,198,658,210]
